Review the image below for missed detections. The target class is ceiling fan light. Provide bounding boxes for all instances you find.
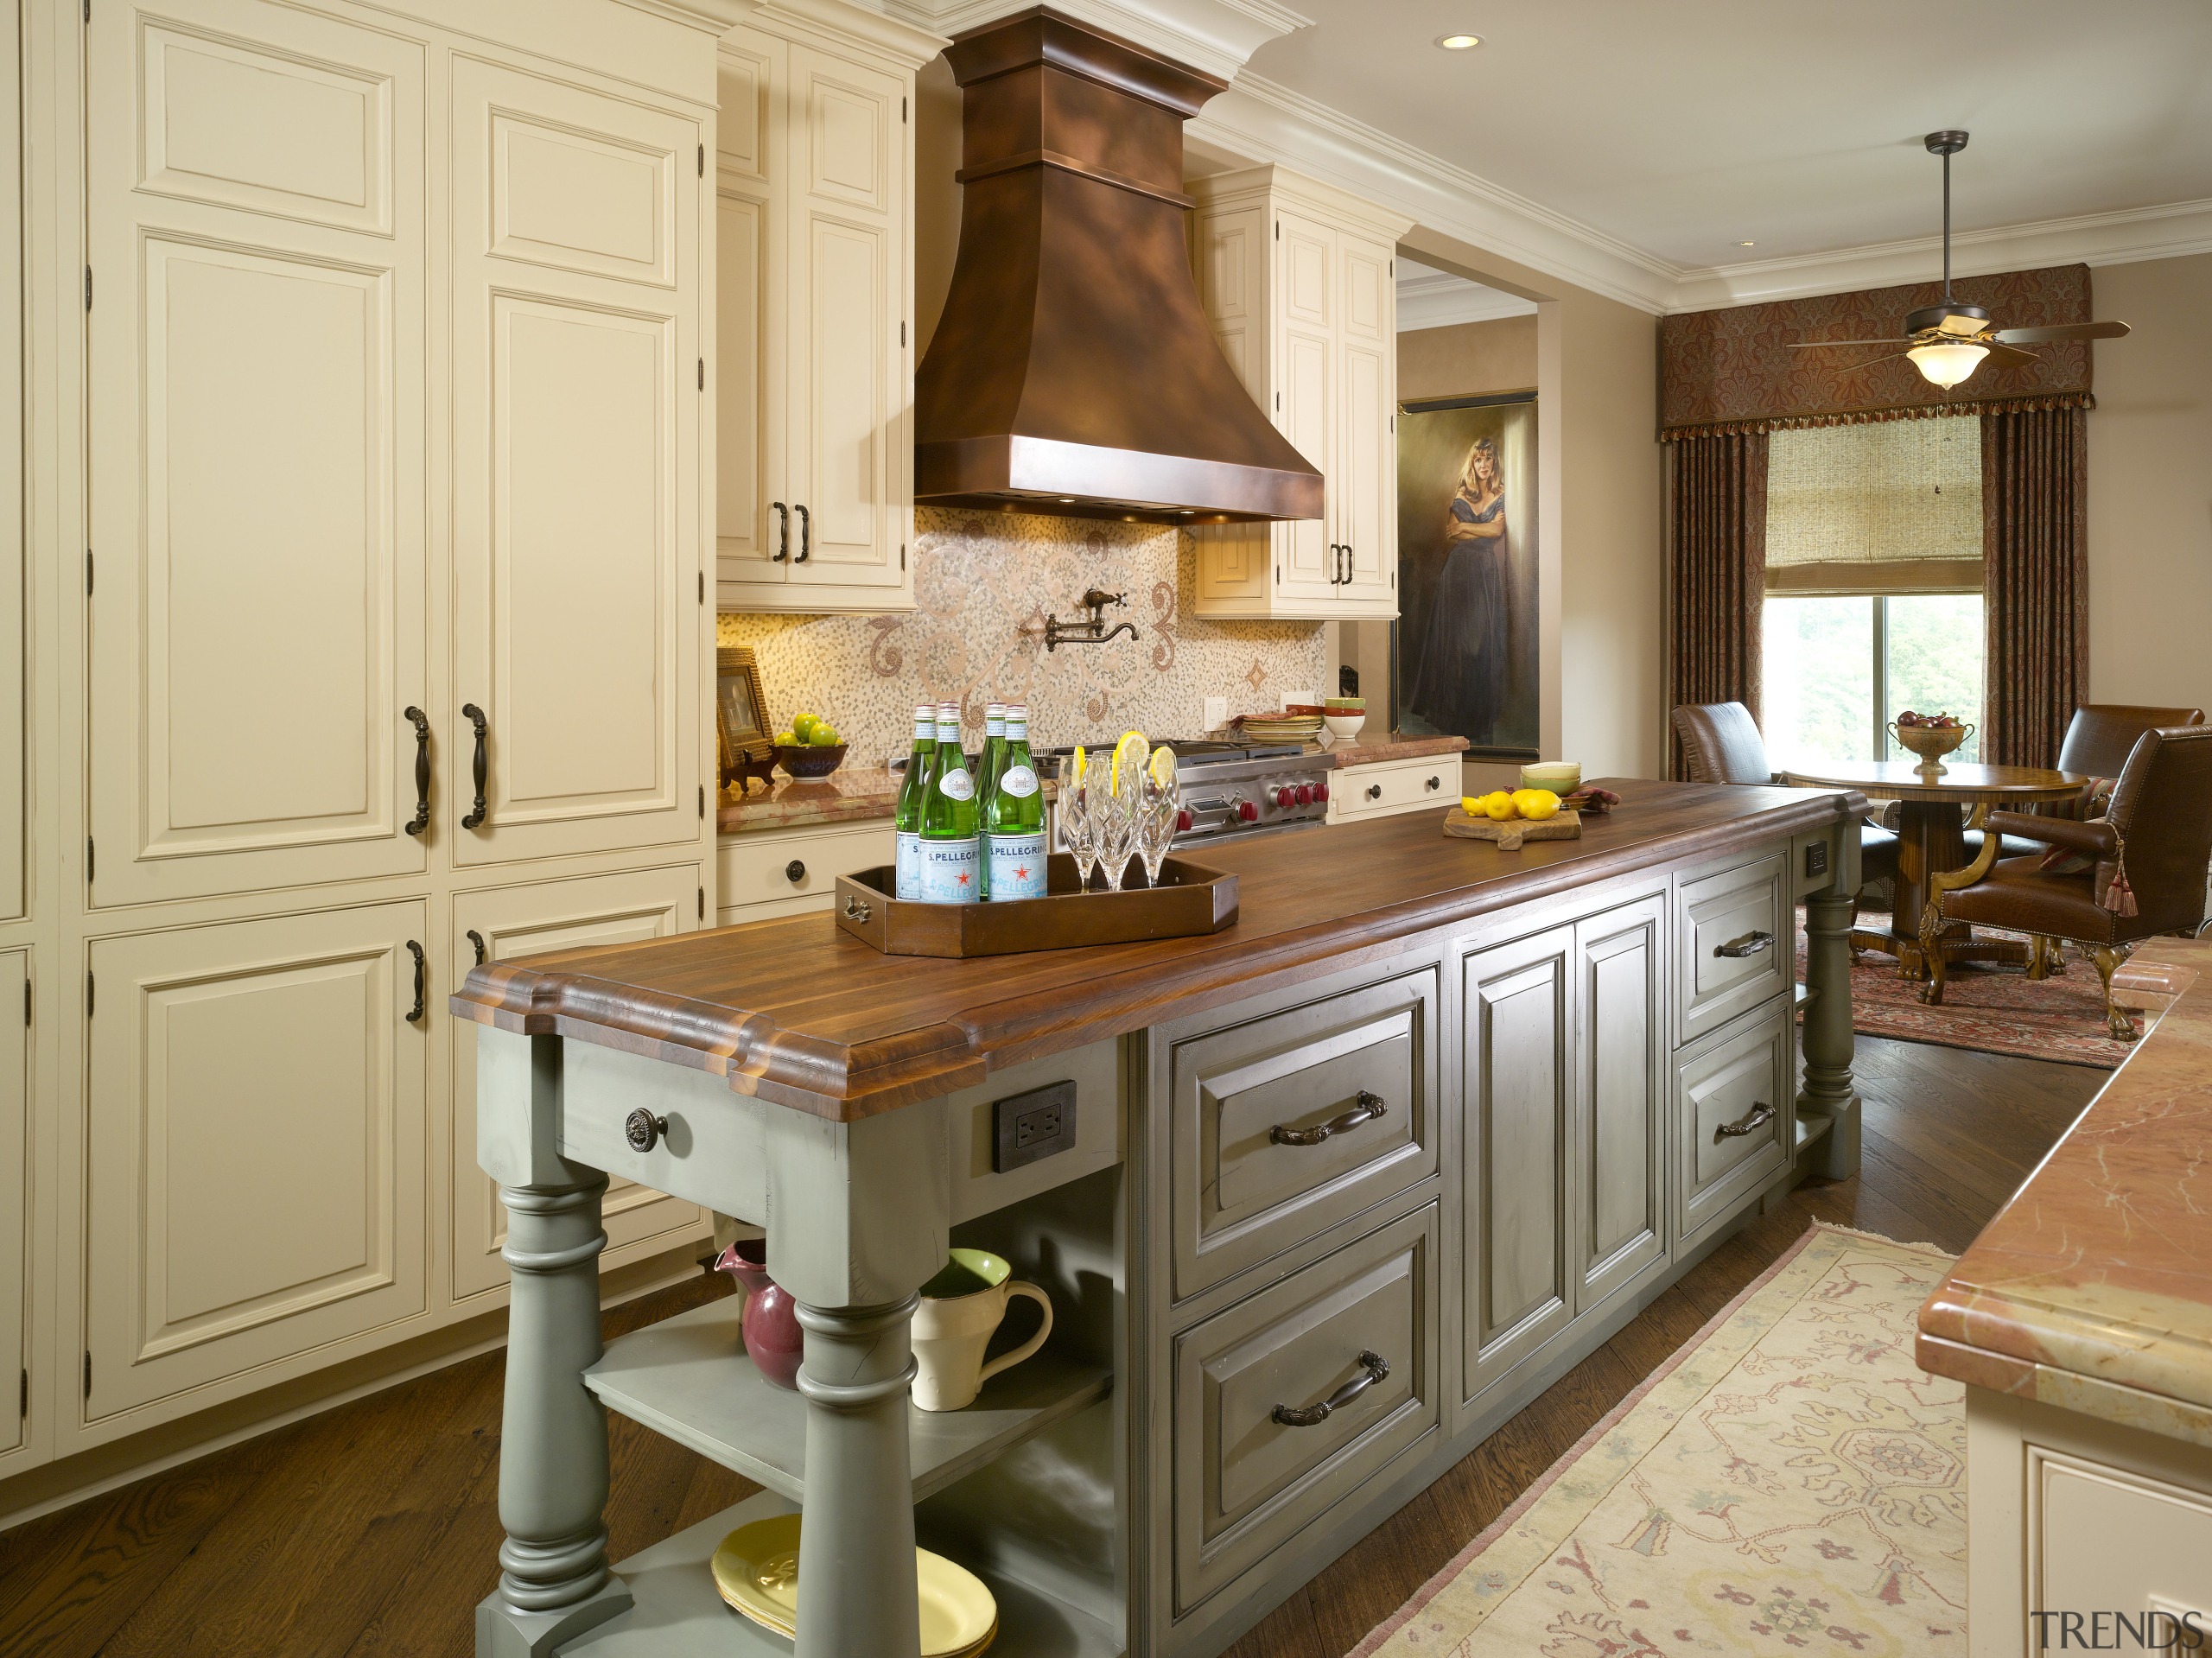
[1907,340,1988,390]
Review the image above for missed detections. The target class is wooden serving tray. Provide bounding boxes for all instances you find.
[1443,807,1582,850]
[834,854,1238,957]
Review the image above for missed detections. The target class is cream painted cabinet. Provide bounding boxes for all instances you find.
[714,4,938,613]
[448,58,705,869]
[449,870,705,1304]
[86,0,429,904]
[85,905,428,1420]
[0,952,24,1457]
[1190,166,1411,621]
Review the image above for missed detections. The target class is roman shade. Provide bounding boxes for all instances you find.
[1764,418,1984,594]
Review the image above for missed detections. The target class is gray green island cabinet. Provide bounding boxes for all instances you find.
[452,778,1867,1658]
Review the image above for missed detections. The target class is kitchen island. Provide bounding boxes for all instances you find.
[455,778,1867,1658]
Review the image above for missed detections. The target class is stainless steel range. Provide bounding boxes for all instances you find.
[1036,739,1334,847]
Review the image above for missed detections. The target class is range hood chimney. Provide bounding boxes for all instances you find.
[914,7,1323,525]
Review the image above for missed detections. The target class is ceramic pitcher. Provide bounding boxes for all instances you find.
[911,1248,1053,1412]
[713,1237,804,1391]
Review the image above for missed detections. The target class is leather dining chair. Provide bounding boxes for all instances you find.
[1919,725,2212,1040]
[1672,702,1898,889]
[1981,702,2207,899]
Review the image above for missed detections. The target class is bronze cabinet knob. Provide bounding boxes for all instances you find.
[785,860,806,883]
[1425,775,1441,791]
[1366,783,1382,801]
[625,1109,668,1153]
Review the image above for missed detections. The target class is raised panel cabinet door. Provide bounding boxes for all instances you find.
[0,6,20,924]
[1573,894,1666,1312]
[86,0,427,904]
[1335,235,1395,610]
[449,59,702,867]
[1273,212,1336,604]
[0,953,25,1456]
[715,34,785,586]
[86,904,428,1420]
[449,868,703,1303]
[781,44,908,593]
[1460,924,1574,1407]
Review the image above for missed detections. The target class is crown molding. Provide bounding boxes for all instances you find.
[1669,196,2212,313]
[877,0,1308,82]
[760,0,949,62]
[617,0,753,30]
[1397,272,1537,332]
[1189,72,1677,314]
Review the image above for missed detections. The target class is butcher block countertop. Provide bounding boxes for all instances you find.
[458,778,1862,1121]
[1917,936,2212,1445]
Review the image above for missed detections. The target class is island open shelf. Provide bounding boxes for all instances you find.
[585,1295,1114,1504]
[550,1490,1125,1657]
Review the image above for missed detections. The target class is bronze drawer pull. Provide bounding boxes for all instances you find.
[842,895,872,922]
[1714,1100,1776,1143]
[1270,1090,1386,1146]
[625,1109,669,1153]
[770,502,789,561]
[403,707,430,835]
[1273,1350,1389,1427]
[461,703,489,829]
[404,940,426,1022]
[1713,929,1774,958]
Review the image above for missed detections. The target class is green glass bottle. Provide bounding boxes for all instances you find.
[918,701,979,903]
[976,702,1007,899]
[893,702,935,900]
[984,703,1046,900]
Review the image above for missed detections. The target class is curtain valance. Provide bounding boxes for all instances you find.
[1661,264,2094,439]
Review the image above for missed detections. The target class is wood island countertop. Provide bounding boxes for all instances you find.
[1916,935,2212,1445]
[458,778,1864,1121]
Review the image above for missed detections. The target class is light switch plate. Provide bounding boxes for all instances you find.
[1203,695,1227,734]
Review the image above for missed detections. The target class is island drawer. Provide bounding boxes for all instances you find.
[716,821,895,923]
[1675,849,1789,1044]
[1167,965,1439,1299]
[1327,753,1458,823]
[1675,995,1793,1248]
[1172,1202,1439,1616]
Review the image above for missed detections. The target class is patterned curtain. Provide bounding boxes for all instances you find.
[1667,431,1768,779]
[1982,403,2088,767]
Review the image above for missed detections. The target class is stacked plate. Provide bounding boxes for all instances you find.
[711,1515,997,1656]
[1235,712,1325,743]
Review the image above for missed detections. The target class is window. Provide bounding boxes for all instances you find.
[1759,419,1985,771]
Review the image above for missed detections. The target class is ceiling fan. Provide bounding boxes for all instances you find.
[1789,131,2130,389]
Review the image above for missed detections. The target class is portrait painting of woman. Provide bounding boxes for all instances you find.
[1395,394,1538,756]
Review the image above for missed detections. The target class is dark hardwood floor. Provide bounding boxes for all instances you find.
[0,1037,2102,1658]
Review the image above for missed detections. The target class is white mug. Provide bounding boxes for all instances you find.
[911,1248,1054,1412]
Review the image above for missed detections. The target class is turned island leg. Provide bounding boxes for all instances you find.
[793,1296,925,1658]
[1800,886,1861,1181]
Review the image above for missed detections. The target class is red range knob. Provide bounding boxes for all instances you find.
[1274,785,1294,807]
[1236,799,1259,822]
[1175,808,1193,831]
[1312,780,1330,804]
[1294,784,1313,805]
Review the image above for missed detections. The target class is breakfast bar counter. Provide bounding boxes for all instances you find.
[456,778,1869,1658]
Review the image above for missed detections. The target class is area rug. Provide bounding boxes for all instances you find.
[1353,1224,1963,1658]
[1793,908,2168,1069]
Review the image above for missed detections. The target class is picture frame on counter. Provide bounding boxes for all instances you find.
[717,645,775,791]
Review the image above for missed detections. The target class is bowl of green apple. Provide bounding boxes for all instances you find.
[773,712,848,778]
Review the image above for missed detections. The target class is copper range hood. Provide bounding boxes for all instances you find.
[914,8,1323,526]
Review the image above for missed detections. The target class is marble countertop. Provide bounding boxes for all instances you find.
[719,734,1473,835]
[1916,936,2212,1445]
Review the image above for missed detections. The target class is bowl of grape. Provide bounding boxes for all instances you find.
[1889,709,1973,776]
[773,712,849,778]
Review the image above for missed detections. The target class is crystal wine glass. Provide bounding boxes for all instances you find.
[1093,785,1135,892]
[1058,752,1098,890]
[1136,746,1179,888]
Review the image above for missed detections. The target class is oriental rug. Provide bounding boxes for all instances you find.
[1795,909,2169,1070]
[1352,1224,1963,1658]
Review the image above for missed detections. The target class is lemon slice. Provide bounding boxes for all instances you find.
[1111,730,1147,793]
[1070,745,1086,790]
[1148,746,1177,790]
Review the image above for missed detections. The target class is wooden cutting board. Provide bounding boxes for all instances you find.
[1443,807,1582,850]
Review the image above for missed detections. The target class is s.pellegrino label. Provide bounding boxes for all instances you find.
[919,702,979,904]
[977,702,1007,901]
[983,704,1047,901]
[893,702,935,900]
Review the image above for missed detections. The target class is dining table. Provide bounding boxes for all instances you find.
[1781,759,2089,979]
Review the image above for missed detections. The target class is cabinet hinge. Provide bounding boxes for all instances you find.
[697,358,704,391]
[901,95,907,123]
[899,321,906,347]
[1274,391,1280,410]
[85,549,92,594]
[83,1352,91,1399]
[1274,563,1280,587]
[697,569,705,604]
[86,835,93,884]
[899,542,906,571]
[22,976,29,1027]
[84,265,91,309]
[697,143,704,177]
[697,784,706,819]
[1389,259,1394,276]
[696,886,705,921]
[16,1367,23,1418]
[86,969,93,1017]
[1274,221,1279,240]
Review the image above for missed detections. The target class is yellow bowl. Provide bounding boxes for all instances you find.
[711,1515,998,1656]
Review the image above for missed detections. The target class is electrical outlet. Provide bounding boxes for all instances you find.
[993,1079,1077,1172]
[1203,695,1227,734]
[1804,841,1829,880]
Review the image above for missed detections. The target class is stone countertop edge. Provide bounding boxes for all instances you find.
[715,736,1475,835]
[1915,934,2212,1433]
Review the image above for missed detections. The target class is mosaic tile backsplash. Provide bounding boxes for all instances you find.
[719,509,1327,767]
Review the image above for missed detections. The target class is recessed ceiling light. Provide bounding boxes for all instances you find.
[1435,32,1482,50]
[1738,240,1756,247]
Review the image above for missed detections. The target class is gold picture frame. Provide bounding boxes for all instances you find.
[716,646,774,789]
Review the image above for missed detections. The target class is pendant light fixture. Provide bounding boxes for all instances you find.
[1904,133,1987,388]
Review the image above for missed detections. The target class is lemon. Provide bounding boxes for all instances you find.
[791,712,820,741]
[1461,796,1482,816]
[1148,746,1178,790]
[810,723,841,746]
[1483,791,1517,822]
[774,729,798,747]
[1521,790,1560,822]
